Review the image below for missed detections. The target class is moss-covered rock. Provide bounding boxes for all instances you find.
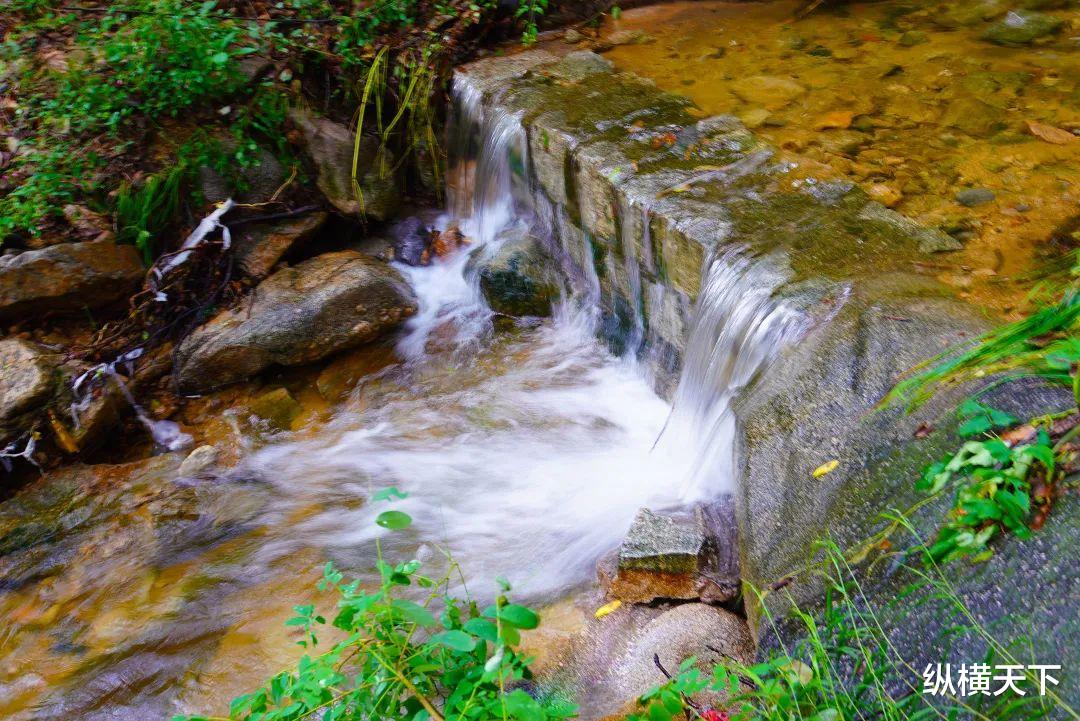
[473,234,561,317]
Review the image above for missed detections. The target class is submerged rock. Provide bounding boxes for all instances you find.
[0,339,58,440]
[0,240,143,321]
[174,251,416,392]
[955,187,996,207]
[982,10,1064,44]
[177,444,219,478]
[857,201,963,253]
[232,211,328,279]
[288,108,400,221]
[730,75,806,110]
[390,217,433,266]
[472,234,560,317]
[248,387,302,431]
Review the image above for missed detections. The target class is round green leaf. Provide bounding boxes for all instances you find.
[375,510,412,530]
[430,630,476,652]
[499,604,540,630]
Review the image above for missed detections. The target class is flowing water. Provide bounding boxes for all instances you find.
[0,57,801,721]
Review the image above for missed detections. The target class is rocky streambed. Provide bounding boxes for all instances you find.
[0,2,1078,719]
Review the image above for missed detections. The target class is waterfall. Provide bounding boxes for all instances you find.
[394,74,534,360]
[657,249,806,502]
[241,77,807,600]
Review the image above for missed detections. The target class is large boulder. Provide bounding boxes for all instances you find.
[0,339,58,441]
[0,240,144,321]
[733,276,1080,701]
[531,595,755,720]
[175,251,416,392]
[288,108,400,221]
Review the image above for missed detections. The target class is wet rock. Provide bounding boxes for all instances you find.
[198,145,287,205]
[0,339,58,439]
[49,376,125,454]
[547,51,613,82]
[932,0,1008,27]
[175,250,416,392]
[288,108,400,221]
[735,278,1080,692]
[563,27,585,44]
[248,388,301,431]
[604,29,651,47]
[473,233,560,317]
[982,10,1064,45]
[390,217,433,266]
[0,240,143,321]
[730,75,806,110]
[541,596,755,719]
[942,97,1007,139]
[857,201,963,253]
[867,183,903,208]
[955,187,996,207]
[177,444,218,477]
[601,501,740,604]
[232,211,328,279]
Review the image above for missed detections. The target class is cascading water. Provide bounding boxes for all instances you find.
[243,75,803,600]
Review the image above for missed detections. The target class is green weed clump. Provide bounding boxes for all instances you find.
[883,260,1080,564]
[178,488,575,721]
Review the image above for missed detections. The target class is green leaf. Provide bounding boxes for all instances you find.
[373,487,409,502]
[464,617,499,643]
[497,604,540,630]
[392,599,436,627]
[376,510,412,530]
[430,630,476,652]
[505,688,544,721]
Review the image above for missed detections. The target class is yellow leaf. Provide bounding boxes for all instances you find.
[594,600,622,619]
[812,460,839,478]
[1025,120,1076,145]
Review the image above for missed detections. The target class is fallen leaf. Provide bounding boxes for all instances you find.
[1025,120,1076,145]
[812,459,839,478]
[815,110,854,130]
[914,422,933,439]
[594,599,621,619]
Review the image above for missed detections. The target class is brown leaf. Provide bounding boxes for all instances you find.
[914,422,933,439]
[1025,120,1076,145]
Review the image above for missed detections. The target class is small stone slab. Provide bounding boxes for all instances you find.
[0,339,57,435]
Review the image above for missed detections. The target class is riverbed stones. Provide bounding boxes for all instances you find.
[288,108,400,221]
[0,339,57,439]
[473,233,560,317]
[232,211,328,279]
[730,75,806,110]
[982,10,1064,44]
[174,250,416,392]
[0,240,144,321]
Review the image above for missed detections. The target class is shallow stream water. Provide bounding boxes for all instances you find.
[1,1,1077,717]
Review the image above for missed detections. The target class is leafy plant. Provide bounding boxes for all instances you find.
[115,163,188,265]
[516,0,550,44]
[917,432,1054,563]
[178,490,576,721]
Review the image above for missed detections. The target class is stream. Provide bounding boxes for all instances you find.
[0,65,795,721]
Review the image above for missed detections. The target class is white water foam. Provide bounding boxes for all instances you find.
[244,75,802,599]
